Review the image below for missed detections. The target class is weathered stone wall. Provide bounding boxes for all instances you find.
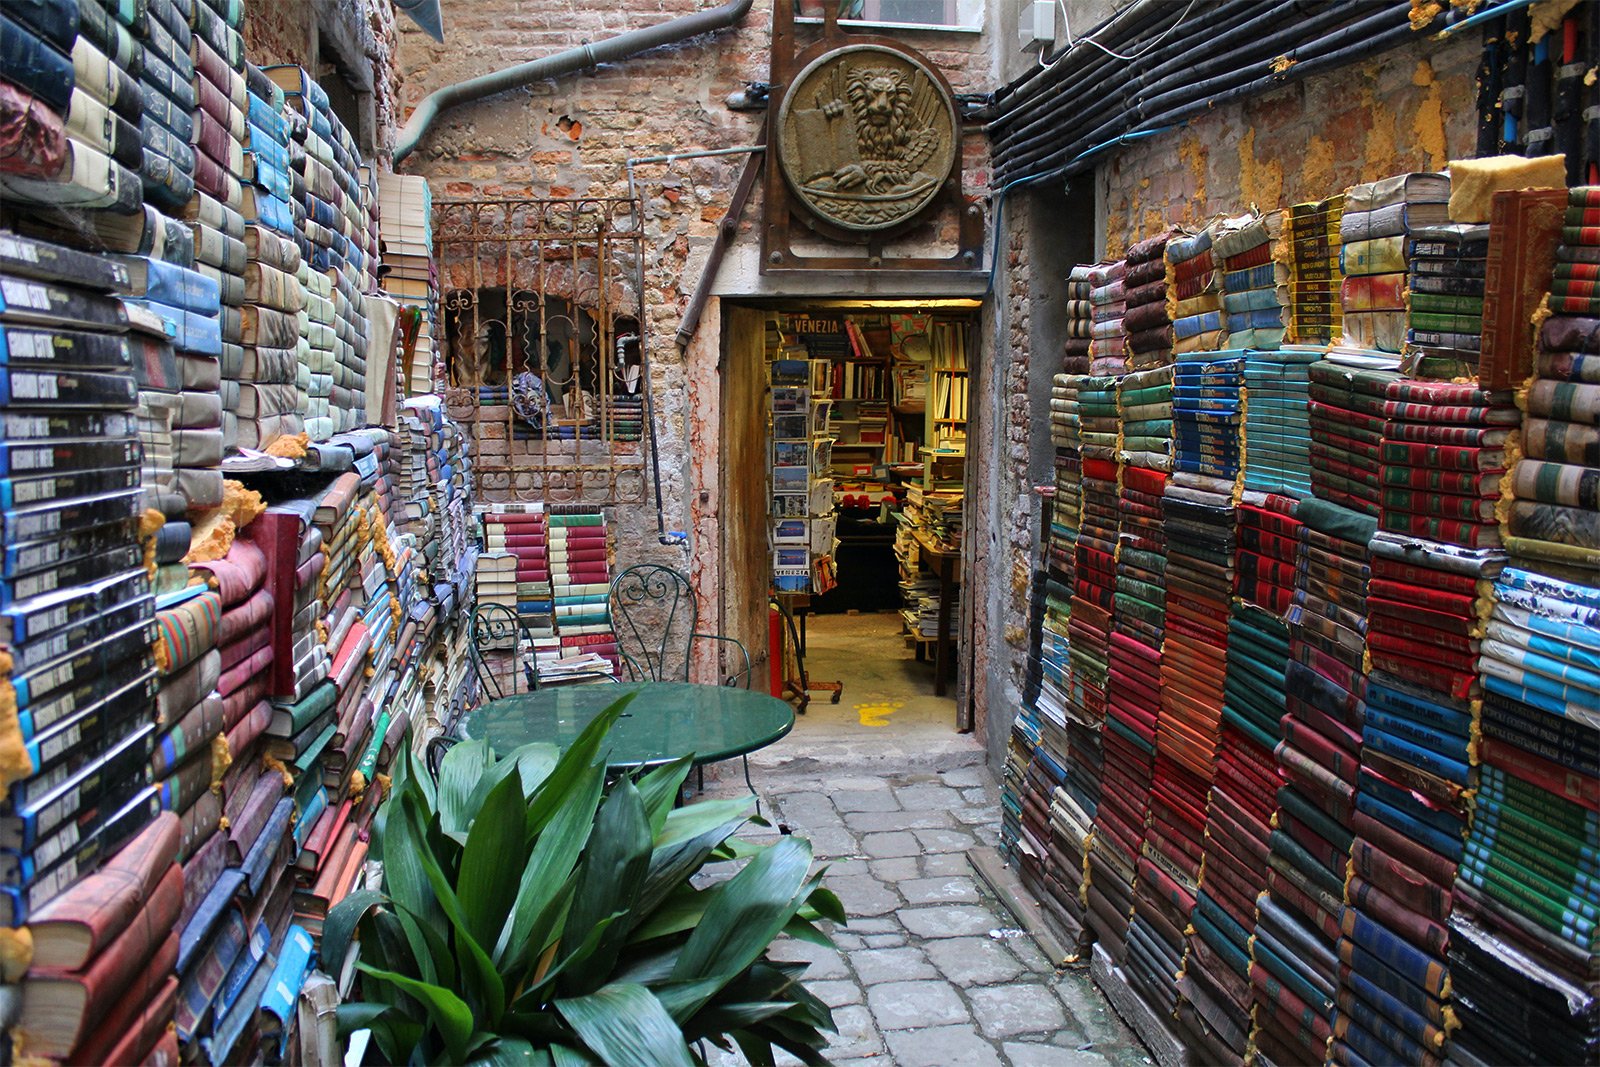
[396,0,996,687]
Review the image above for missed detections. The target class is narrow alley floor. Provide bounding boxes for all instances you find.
[701,613,1148,1067]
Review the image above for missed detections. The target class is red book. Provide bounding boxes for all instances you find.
[71,973,178,1066]
[1480,188,1567,391]
[141,1027,180,1067]
[18,869,183,1057]
[27,813,181,970]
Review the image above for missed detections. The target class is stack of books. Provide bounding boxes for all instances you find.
[264,65,374,438]
[1403,223,1489,380]
[0,237,168,1059]
[547,507,618,674]
[234,70,305,450]
[1287,194,1344,345]
[1215,212,1288,351]
[378,173,438,397]
[1339,173,1450,354]
[482,505,558,666]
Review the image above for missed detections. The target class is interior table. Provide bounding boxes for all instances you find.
[456,681,796,771]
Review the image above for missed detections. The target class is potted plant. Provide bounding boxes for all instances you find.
[325,696,842,1065]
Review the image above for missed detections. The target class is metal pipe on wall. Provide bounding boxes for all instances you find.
[393,0,756,163]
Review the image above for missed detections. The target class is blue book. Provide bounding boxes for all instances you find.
[247,95,288,144]
[108,255,220,311]
[216,919,271,1018]
[125,298,222,355]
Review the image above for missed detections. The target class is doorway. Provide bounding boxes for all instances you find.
[719,300,980,728]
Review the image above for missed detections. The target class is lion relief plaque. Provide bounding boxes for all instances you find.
[777,44,959,234]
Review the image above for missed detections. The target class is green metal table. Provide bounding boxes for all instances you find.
[456,681,796,771]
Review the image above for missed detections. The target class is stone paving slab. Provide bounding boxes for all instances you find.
[699,762,1149,1067]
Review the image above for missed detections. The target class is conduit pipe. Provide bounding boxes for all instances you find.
[987,0,1273,150]
[394,0,755,163]
[999,0,1409,180]
[991,0,1416,184]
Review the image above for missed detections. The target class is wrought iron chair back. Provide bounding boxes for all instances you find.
[609,564,752,687]
[470,602,532,700]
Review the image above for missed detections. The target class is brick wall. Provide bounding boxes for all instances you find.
[396,0,995,685]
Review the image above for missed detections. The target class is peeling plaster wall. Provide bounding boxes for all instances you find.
[1097,30,1479,255]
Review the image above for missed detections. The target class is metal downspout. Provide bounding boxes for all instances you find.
[393,0,757,163]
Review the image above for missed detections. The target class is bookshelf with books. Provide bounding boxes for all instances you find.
[929,321,970,452]
[768,352,836,594]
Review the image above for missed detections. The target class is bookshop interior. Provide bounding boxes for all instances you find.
[750,304,976,700]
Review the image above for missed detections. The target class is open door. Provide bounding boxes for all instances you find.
[720,304,772,680]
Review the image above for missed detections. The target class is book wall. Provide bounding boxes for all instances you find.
[377,174,438,398]
[1003,165,1600,1067]
[0,5,481,1060]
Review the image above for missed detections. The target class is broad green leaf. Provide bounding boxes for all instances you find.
[505,741,561,796]
[499,761,605,968]
[368,1014,427,1066]
[525,697,633,839]
[438,738,494,838]
[630,818,750,933]
[357,964,476,1063]
[549,1043,597,1067]
[459,767,532,950]
[729,1029,777,1067]
[633,755,693,836]
[466,1036,551,1066]
[381,791,446,931]
[802,885,846,925]
[395,900,457,989]
[334,1001,389,1036]
[671,837,816,1011]
[321,889,388,981]
[554,983,695,1067]
[629,884,709,943]
[655,797,754,849]
[560,781,652,993]
[399,791,507,1024]
[398,731,436,810]
[779,914,833,950]
[515,914,622,1006]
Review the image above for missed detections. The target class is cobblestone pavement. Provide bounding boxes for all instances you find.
[700,762,1150,1067]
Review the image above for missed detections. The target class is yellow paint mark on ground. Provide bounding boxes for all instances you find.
[856,701,904,728]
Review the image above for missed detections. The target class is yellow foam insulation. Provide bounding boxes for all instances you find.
[1412,62,1449,171]
[0,927,33,980]
[1178,131,1208,219]
[1529,0,1581,42]
[1410,0,1444,29]
[264,755,294,789]
[1270,54,1295,75]
[140,507,166,578]
[1301,135,1337,198]
[222,479,266,529]
[185,513,237,564]
[1237,128,1284,217]
[267,431,309,458]
[1448,154,1567,221]
[1362,87,1400,174]
[211,733,232,786]
[0,652,33,793]
[1450,0,1482,12]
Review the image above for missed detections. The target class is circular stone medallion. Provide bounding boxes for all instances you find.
[777,44,958,234]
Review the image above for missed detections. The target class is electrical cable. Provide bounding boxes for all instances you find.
[1060,0,1200,62]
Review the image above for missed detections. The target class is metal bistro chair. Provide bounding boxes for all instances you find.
[609,564,759,800]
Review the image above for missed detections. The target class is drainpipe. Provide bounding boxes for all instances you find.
[394,0,757,164]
